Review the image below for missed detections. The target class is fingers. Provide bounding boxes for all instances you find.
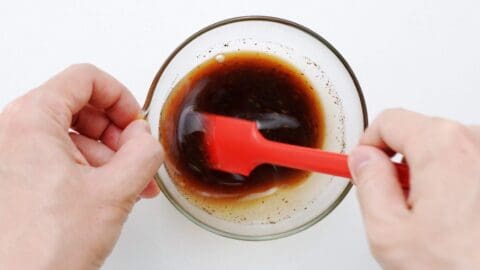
[100,124,122,150]
[72,105,122,150]
[72,105,111,140]
[32,63,140,129]
[71,132,161,198]
[348,146,409,224]
[361,110,480,205]
[70,133,114,167]
[361,108,429,157]
[97,120,164,200]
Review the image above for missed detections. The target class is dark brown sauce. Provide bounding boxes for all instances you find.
[160,51,324,201]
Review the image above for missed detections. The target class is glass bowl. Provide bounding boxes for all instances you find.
[143,16,367,240]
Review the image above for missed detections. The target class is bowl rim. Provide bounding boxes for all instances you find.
[143,15,368,241]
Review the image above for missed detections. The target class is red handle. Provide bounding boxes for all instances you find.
[258,138,410,189]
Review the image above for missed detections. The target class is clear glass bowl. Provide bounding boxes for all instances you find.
[143,16,367,240]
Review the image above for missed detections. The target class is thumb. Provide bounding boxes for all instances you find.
[97,120,164,200]
[348,145,408,223]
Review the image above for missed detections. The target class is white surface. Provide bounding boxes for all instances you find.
[1,1,480,269]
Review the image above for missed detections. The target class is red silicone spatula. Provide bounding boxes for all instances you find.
[203,113,410,189]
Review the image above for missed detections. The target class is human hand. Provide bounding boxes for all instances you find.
[348,109,480,269]
[0,64,164,270]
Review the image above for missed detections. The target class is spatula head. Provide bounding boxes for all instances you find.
[203,113,263,176]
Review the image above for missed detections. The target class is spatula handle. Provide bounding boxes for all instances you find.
[259,139,410,189]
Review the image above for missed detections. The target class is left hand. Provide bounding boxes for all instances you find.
[0,64,164,270]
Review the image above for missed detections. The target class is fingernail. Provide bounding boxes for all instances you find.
[136,110,148,120]
[348,147,373,181]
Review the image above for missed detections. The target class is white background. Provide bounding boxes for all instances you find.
[1,1,479,269]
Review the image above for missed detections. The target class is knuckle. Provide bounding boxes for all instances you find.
[1,92,68,134]
[64,63,101,82]
[370,108,408,130]
[378,108,407,121]
[408,118,480,167]
[1,95,39,126]
[430,118,474,146]
[383,107,408,116]
[431,117,463,133]
[67,63,99,74]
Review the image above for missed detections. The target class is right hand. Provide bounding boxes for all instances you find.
[348,109,480,270]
